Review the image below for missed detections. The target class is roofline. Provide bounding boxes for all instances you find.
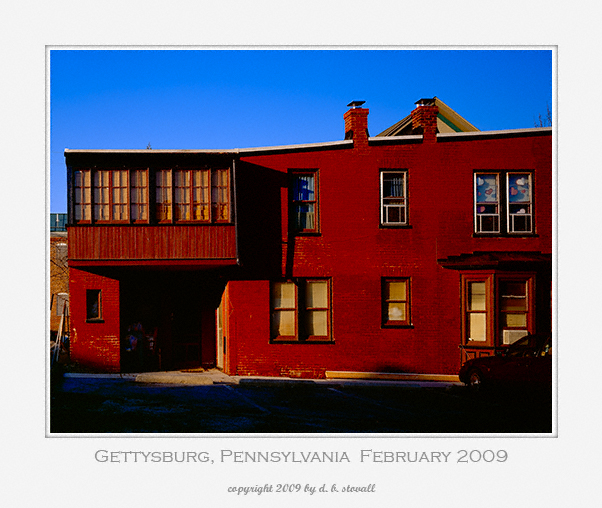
[64,140,353,156]
[64,128,550,157]
[370,126,552,144]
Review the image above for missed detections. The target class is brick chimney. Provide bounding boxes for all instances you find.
[411,98,438,143]
[344,101,369,148]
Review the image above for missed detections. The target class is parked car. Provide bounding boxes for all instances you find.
[459,334,552,391]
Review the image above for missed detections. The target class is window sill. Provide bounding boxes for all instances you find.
[382,323,414,329]
[379,224,412,229]
[473,233,538,238]
[270,337,334,344]
[86,318,104,324]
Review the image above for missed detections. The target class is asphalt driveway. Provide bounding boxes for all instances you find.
[49,375,552,434]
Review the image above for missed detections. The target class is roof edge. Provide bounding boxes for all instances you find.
[64,140,354,156]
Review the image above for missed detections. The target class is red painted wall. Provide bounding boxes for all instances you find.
[223,130,552,377]
[69,267,121,372]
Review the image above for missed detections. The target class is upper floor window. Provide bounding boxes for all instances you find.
[74,170,92,222]
[130,169,148,222]
[156,169,173,222]
[93,170,129,222]
[72,167,230,225]
[291,171,318,233]
[380,171,408,226]
[474,172,533,234]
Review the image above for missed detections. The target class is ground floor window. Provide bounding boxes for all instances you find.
[462,273,534,347]
[271,279,331,342]
[382,278,411,326]
[86,289,102,321]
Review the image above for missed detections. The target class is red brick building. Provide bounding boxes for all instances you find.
[65,98,552,376]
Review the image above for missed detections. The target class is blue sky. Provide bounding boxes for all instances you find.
[50,49,552,212]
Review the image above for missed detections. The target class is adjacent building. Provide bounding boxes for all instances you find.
[65,98,552,376]
[50,213,69,341]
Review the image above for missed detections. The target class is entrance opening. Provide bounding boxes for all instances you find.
[120,270,225,372]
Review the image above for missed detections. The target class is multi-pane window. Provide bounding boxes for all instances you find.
[74,170,92,222]
[499,280,528,344]
[474,172,533,234]
[72,167,230,224]
[212,169,230,221]
[507,174,532,233]
[466,281,487,341]
[291,172,318,233]
[271,282,297,338]
[474,174,500,233]
[382,278,411,326]
[380,171,407,225]
[271,279,331,341]
[462,275,533,347]
[174,170,192,221]
[167,169,228,223]
[130,170,148,221]
[156,169,173,222]
[92,170,128,222]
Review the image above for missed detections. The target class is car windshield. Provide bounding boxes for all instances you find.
[505,335,538,357]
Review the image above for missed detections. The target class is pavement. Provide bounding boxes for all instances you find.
[63,368,462,388]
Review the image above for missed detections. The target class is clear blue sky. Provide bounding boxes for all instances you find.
[50,49,552,213]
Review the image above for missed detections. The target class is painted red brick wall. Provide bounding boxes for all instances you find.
[224,130,552,377]
[69,267,121,372]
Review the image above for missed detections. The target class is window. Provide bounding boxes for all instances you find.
[380,171,407,225]
[55,243,68,269]
[159,168,228,223]
[271,279,331,341]
[130,169,148,221]
[93,170,129,222]
[72,167,230,224]
[271,282,296,338]
[474,172,533,234]
[466,280,487,341]
[86,289,102,321]
[382,278,411,326]
[462,274,533,347]
[291,172,318,233]
[55,293,68,317]
[212,169,230,222]
[499,280,528,344]
[74,170,92,222]
[507,174,532,233]
[156,169,173,222]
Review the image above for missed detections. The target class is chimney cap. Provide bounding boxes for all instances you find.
[415,98,436,107]
[347,100,366,109]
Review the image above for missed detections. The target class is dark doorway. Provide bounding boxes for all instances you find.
[120,269,225,372]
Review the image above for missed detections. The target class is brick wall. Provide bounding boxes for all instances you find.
[226,129,552,377]
[69,267,121,371]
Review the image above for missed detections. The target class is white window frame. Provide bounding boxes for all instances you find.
[474,172,534,234]
[474,173,500,234]
[380,170,408,226]
[506,173,533,234]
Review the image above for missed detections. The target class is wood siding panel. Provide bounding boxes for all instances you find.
[69,225,237,261]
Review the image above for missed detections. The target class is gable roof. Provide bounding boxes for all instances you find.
[376,97,479,137]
